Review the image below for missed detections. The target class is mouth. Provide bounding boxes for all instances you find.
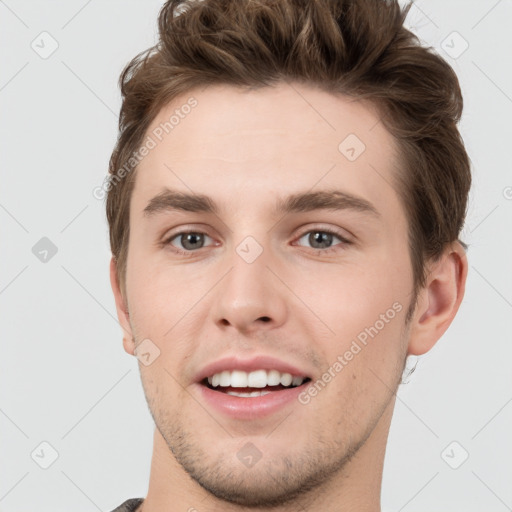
[199,369,311,401]
[194,357,314,418]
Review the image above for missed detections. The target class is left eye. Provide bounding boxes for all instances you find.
[295,229,349,250]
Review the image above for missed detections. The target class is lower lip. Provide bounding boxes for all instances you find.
[195,382,310,420]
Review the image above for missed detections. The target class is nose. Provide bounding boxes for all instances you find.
[211,242,288,335]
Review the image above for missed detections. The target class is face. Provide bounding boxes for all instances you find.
[117,82,417,506]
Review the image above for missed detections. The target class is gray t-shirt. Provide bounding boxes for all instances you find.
[110,497,144,512]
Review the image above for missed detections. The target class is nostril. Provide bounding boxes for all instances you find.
[259,316,271,322]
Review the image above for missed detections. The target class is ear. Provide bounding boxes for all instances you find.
[407,241,468,356]
[109,256,136,356]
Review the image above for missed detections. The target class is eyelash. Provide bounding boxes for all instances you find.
[162,227,352,257]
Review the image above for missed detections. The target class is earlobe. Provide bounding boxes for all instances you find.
[406,242,468,356]
[122,336,136,356]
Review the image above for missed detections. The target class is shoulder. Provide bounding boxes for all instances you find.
[109,497,144,512]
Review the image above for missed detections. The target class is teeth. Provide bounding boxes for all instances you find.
[219,370,231,387]
[231,370,248,387]
[267,370,281,386]
[291,375,304,386]
[280,373,293,386]
[247,369,267,387]
[226,391,272,397]
[206,369,306,388]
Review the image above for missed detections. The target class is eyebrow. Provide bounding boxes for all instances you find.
[143,187,381,219]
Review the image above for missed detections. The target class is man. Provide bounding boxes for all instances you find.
[106,0,470,510]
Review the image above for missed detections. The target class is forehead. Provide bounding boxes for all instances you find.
[131,81,404,225]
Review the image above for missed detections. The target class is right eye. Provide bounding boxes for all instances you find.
[164,231,216,255]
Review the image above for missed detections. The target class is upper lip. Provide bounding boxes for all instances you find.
[194,355,313,384]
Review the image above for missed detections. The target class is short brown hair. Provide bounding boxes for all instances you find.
[106,0,471,322]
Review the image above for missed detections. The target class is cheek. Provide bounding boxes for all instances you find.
[298,259,399,330]
[319,301,405,423]
[125,250,187,327]
[125,261,207,369]
[300,259,407,378]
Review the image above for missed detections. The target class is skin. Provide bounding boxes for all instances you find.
[110,81,468,511]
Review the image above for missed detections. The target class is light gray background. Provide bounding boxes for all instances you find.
[1,1,511,511]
